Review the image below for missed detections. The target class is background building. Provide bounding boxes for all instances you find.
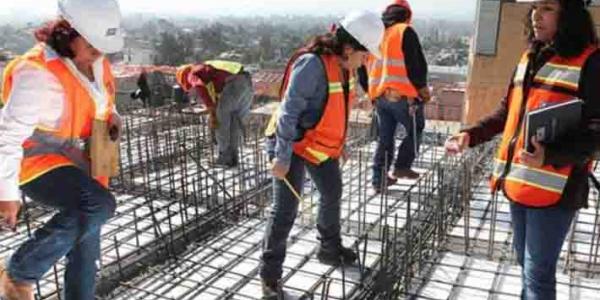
[464,0,600,124]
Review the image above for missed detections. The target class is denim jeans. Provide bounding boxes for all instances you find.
[216,73,254,162]
[372,97,425,186]
[7,166,116,300]
[510,202,576,300]
[260,154,343,280]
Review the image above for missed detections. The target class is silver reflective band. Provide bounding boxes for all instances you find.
[535,63,581,88]
[369,75,411,86]
[513,63,527,85]
[493,160,567,193]
[23,131,90,174]
[371,59,406,68]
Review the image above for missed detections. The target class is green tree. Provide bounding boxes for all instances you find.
[154,32,194,65]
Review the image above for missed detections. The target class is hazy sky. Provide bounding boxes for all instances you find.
[0,0,477,20]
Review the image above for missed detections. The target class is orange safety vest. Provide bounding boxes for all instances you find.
[491,46,597,207]
[367,23,419,100]
[1,44,116,187]
[287,54,356,165]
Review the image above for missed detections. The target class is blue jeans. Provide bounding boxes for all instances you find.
[260,154,343,280]
[510,202,576,300]
[372,97,425,186]
[216,73,253,162]
[7,166,116,300]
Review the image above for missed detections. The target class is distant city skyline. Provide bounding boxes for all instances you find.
[0,0,477,23]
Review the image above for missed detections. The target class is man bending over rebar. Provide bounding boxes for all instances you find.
[176,60,254,168]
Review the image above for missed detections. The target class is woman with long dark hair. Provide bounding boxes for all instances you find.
[261,10,384,299]
[446,0,599,299]
[0,1,123,299]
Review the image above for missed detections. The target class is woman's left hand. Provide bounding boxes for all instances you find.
[519,137,545,168]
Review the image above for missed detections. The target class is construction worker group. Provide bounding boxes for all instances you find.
[1,0,599,300]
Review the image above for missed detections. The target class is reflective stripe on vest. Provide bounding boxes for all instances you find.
[367,23,419,100]
[369,59,406,68]
[329,79,356,94]
[534,63,581,90]
[204,60,243,74]
[493,159,567,193]
[306,147,330,163]
[206,81,219,103]
[513,62,527,86]
[369,75,412,87]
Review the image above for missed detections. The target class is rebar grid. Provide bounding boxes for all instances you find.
[1,105,598,300]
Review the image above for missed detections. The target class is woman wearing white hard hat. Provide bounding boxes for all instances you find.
[0,0,123,299]
[260,10,384,299]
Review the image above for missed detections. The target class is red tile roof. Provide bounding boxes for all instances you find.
[112,64,177,78]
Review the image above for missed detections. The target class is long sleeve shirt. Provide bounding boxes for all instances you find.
[0,47,115,201]
[271,53,328,167]
[402,26,428,90]
[187,64,234,109]
[462,46,600,209]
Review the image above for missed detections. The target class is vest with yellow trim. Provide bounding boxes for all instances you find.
[1,44,116,188]
[204,60,243,103]
[177,60,243,103]
[204,60,243,75]
[491,46,597,207]
[265,53,356,165]
[367,23,419,100]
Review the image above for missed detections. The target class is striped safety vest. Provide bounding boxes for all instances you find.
[265,53,356,165]
[1,44,116,187]
[367,23,418,100]
[491,46,597,207]
[204,60,243,102]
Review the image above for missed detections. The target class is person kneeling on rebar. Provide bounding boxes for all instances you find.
[0,1,123,299]
[260,10,385,300]
[176,60,254,168]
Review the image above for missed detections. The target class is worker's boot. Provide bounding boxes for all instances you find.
[231,152,239,167]
[261,279,283,300]
[392,168,420,180]
[372,175,397,194]
[215,150,238,168]
[215,155,235,168]
[317,243,358,265]
[0,263,33,300]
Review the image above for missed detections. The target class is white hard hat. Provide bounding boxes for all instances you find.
[340,10,385,59]
[58,0,124,53]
